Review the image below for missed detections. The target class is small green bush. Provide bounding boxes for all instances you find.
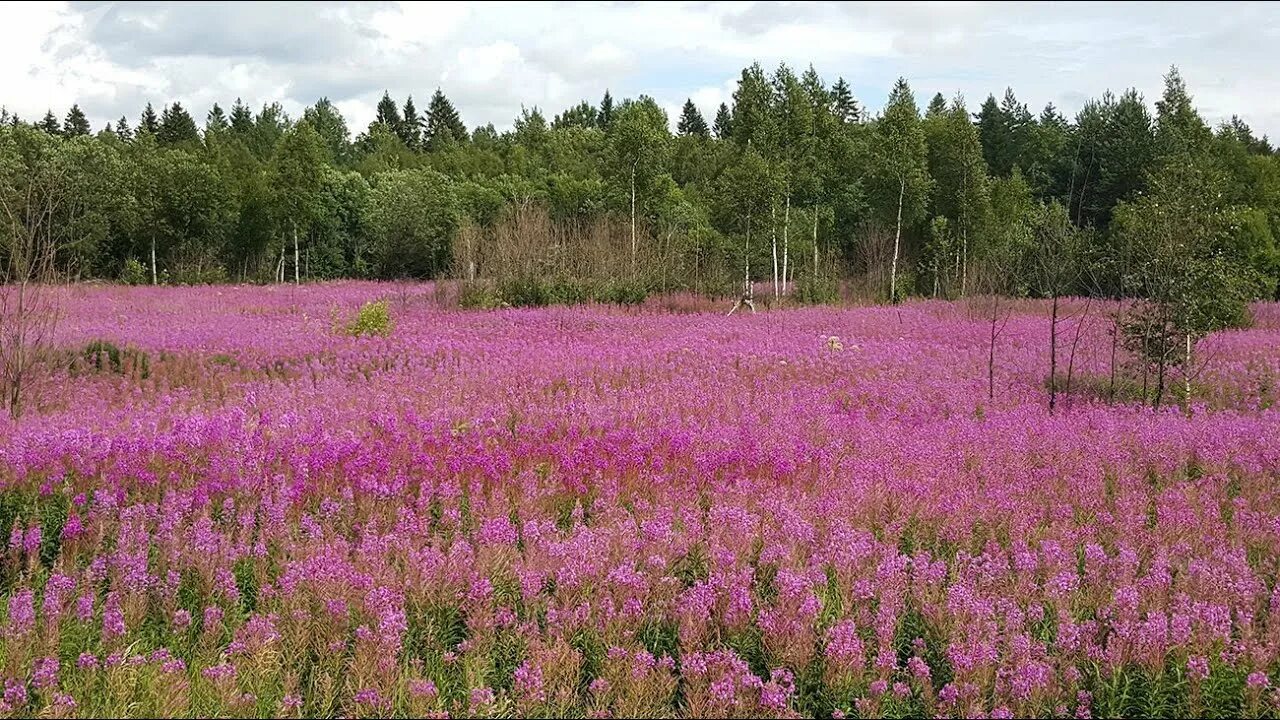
[76,340,151,378]
[794,276,839,305]
[458,281,504,310]
[341,301,393,337]
[498,277,551,307]
[171,265,229,286]
[594,279,648,305]
[119,258,148,286]
[546,278,589,306]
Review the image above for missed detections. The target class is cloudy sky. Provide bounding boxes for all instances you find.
[3,1,1278,138]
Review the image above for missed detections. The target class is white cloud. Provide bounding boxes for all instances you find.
[1,1,1277,139]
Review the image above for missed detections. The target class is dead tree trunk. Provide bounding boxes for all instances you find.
[1049,294,1059,414]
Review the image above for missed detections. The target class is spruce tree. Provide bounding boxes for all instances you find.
[139,102,160,135]
[926,93,947,119]
[115,116,133,142]
[974,94,1008,176]
[1000,88,1033,174]
[400,95,422,149]
[677,99,709,138]
[206,103,229,136]
[597,90,615,131]
[230,98,254,137]
[158,102,200,145]
[830,77,860,123]
[37,110,61,136]
[374,91,402,130]
[63,104,91,137]
[713,102,733,139]
[425,89,466,150]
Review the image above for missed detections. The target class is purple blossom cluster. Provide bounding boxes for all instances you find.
[1,283,1279,718]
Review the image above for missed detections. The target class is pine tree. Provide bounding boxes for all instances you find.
[230,98,253,137]
[158,102,200,145]
[425,89,466,150]
[829,77,860,123]
[400,96,422,149]
[713,103,733,139]
[676,99,709,138]
[115,116,133,142]
[63,104,91,137]
[37,110,61,136]
[597,90,615,131]
[206,103,229,136]
[139,102,159,135]
[374,91,402,130]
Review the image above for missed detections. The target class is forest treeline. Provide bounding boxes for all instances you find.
[1,62,1278,309]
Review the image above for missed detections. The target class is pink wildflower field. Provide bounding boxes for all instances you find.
[3,282,1280,718]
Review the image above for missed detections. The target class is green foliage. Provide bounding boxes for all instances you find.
[793,275,839,304]
[4,63,1280,307]
[364,168,459,278]
[338,300,393,337]
[76,339,151,377]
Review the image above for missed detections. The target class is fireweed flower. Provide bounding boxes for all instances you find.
[31,657,59,689]
[1,287,1279,717]
[5,589,35,636]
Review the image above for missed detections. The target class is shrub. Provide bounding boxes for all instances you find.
[794,276,839,305]
[458,281,504,310]
[75,340,151,378]
[499,277,551,308]
[119,258,148,286]
[546,279,589,306]
[594,280,648,305]
[340,301,393,337]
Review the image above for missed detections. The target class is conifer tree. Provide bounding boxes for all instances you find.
[829,77,860,123]
[157,102,200,145]
[230,99,253,137]
[37,110,61,136]
[425,89,466,150]
[597,90,615,131]
[205,103,229,136]
[400,96,422,149]
[374,91,402,130]
[63,104,91,137]
[115,116,132,142]
[713,102,733,139]
[676,99,709,138]
[139,102,160,135]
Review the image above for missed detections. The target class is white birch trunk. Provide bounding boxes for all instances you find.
[771,202,779,298]
[890,178,904,303]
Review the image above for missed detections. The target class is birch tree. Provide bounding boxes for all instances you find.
[871,78,931,303]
